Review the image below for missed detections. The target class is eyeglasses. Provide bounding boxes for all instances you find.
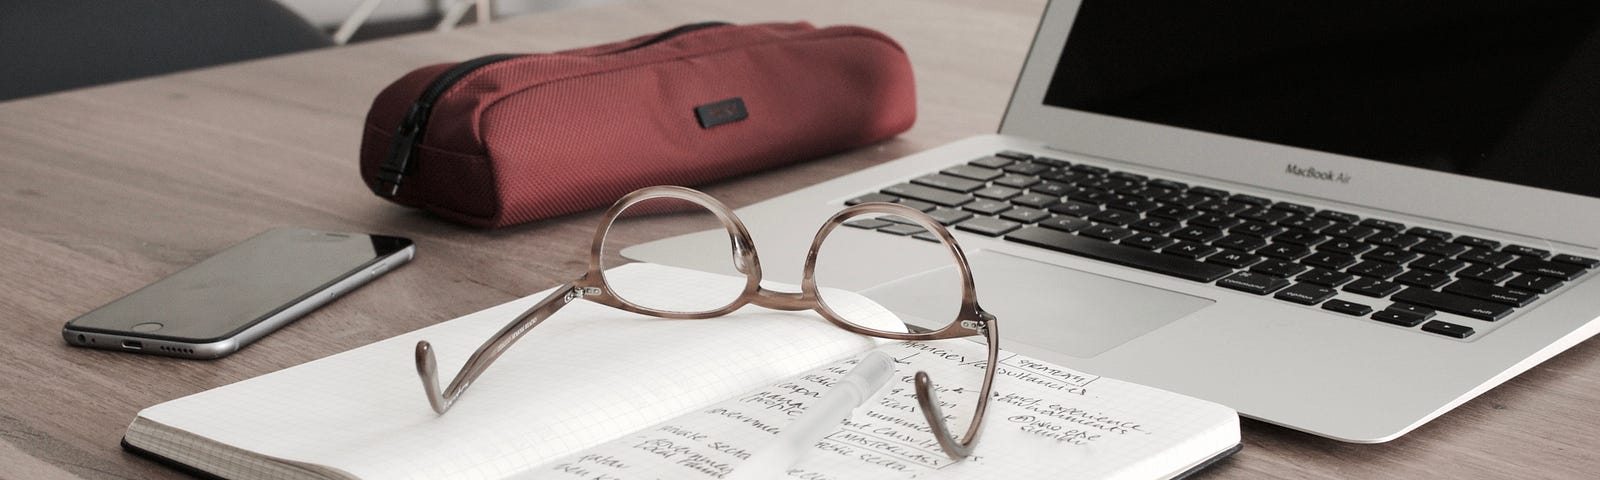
[413,185,1000,460]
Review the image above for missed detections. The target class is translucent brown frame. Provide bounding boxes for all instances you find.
[414,185,1000,460]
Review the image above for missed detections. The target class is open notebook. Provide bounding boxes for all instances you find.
[123,263,1241,479]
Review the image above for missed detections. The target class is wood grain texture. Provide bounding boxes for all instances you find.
[0,0,1594,478]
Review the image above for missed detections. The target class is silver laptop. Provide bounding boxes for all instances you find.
[626,0,1600,442]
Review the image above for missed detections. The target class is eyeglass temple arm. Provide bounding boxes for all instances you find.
[416,282,585,414]
[915,317,1001,460]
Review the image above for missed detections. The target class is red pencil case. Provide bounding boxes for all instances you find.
[359,21,916,228]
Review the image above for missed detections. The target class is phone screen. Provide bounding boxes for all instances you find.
[67,228,412,342]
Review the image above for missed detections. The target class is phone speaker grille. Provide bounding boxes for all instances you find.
[158,345,195,355]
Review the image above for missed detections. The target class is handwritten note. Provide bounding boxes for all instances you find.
[528,340,1238,480]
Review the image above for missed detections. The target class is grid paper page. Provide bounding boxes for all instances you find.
[129,263,905,480]
[530,340,1240,480]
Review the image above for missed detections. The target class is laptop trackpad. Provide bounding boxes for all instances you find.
[862,250,1214,358]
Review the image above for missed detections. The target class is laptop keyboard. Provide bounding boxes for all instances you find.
[844,150,1598,340]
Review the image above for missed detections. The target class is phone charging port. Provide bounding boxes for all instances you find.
[122,340,143,350]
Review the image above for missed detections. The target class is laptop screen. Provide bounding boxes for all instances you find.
[1043,1,1600,199]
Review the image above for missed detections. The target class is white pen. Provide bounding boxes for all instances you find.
[726,351,896,480]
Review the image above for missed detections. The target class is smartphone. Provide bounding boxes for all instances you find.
[62,227,415,359]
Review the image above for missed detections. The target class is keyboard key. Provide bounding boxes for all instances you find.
[1039,216,1091,232]
[1232,221,1286,238]
[1274,231,1328,246]
[1368,232,1425,249]
[994,174,1041,188]
[1299,268,1356,287]
[1173,226,1224,243]
[1029,181,1074,196]
[1002,162,1051,176]
[1505,257,1586,280]
[1157,192,1211,208]
[844,218,894,230]
[1081,224,1135,241]
[1217,271,1290,295]
[1005,227,1233,282]
[1230,193,1272,206]
[1405,226,1452,240]
[1393,288,1512,321]
[1275,283,1337,305]
[1272,202,1316,215]
[1363,247,1421,264]
[1130,217,1183,234]
[1279,215,1336,232]
[1318,239,1373,256]
[1189,186,1230,198]
[1395,269,1451,288]
[1122,185,1174,200]
[1237,207,1294,224]
[1190,213,1243,230]
[1164,241,1219,260]
[1122,233,1177,251]
[1258,243,1312,260]
[968,155,1015,169]
[1048,200,1100,217]
[1088,209,1140,226]
[1197,199,1252,215]
[1250,259,1309,278]
[1457,248,1516,267]
[1421,320,1475,338]
[1105,196,1161,213]
[896,199,937,212]
[1042,169,1091,183]
[914,173,986,193]
[927,208,975,225]
[1214,234,1269,252]
[1452,235,1500,249]
[1501,245,1550,258]
[941,164,1004,181]
[878,223,926,236]
[1315,210,1360,223]
[1344,278,1403,297]
[882,183,973,207]
[996,150,1032,160]
[963,199,1013,216]
[1303,252,1358,270]
[1000,207,1051,223]
[1347,260,1404,279]
[1443,280,1538,307]
[1504,274,1564,294]
[1149,205,1203,221]
[955,217,1020,236]
[1323,224,1378,240]
[1359,218,1406,232]
[1411,240,1469,258]
[1372,310,1427,327]
[1149,179,1188,190]
[1071,164,1110,175]
[1553,254,1600,269]
[846,193,900,205]
[973,185,1022,200]
[1208,250,1262,269]
[1108,171,1148,182]
[1385,303,1437,320]
[1033,156,1071,167]
[1411,255,1468,273]
[1456,264,1514,283]
[1009,193,1060,209]
[1323,299,1373,316]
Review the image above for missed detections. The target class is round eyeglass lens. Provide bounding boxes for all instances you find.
[600,195,746,314]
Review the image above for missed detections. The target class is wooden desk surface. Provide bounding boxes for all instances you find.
[1,0,1596,478]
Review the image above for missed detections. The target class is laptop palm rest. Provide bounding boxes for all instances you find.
[862,250,1214,358]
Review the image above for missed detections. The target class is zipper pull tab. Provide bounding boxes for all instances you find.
[374,103,430,197]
